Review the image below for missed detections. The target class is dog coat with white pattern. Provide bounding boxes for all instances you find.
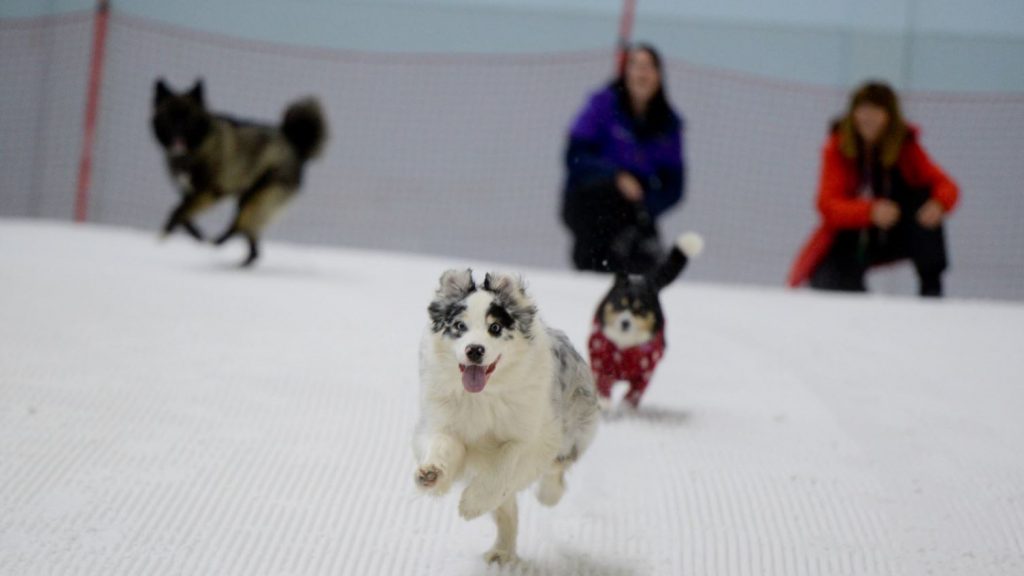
[588,320,666,407]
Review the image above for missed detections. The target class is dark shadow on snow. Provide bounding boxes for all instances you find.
[601,404,692,426]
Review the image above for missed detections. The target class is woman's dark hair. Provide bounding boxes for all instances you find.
[610,43,680,137]
[837,80,908,168]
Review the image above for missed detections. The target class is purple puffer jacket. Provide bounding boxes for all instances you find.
[563,86,685,218]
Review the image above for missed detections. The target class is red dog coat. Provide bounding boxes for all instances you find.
[588,320,666,407]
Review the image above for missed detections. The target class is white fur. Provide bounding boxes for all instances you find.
[676,232,704,258]
[602,310,651,350]
[414,275,595,565]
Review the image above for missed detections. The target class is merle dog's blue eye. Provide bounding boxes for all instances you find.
[488,323,502,336]
[454,321,467,332]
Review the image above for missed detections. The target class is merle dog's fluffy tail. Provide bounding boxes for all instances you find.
[281,98,327,161]
[653,232,704,290]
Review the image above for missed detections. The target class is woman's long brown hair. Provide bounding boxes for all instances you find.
[837,81,908,168]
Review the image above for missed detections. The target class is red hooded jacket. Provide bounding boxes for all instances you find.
[787,126,959,287]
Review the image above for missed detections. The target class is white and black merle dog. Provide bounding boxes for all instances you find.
[413,270,599,565]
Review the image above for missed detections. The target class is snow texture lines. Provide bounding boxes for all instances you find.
[2,220,1024,575]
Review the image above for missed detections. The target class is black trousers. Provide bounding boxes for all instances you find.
[810,190,948,297]
[562,182,662,274]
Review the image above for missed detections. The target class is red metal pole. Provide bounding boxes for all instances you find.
[74,0,110,223]
[616,0,637,76]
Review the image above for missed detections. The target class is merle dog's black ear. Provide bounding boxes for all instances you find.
[613,271,629,287]
[483,272,527,298]
[189,79,205,106]
[436,269,475,300]
[154,79,172,104]
[483,272,536,337]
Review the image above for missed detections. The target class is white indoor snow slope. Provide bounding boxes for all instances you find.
[1,219,1023,576]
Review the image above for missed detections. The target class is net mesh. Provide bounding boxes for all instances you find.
[2,10,1023,300]
[0,13,91,220]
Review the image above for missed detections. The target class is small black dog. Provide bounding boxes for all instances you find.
[151,79,327,266]
[588,232,703,409]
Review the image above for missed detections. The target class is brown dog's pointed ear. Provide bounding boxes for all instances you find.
[188,79,205,106]
[154,79,172,104]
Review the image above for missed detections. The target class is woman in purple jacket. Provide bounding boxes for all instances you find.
[562,43,686,273]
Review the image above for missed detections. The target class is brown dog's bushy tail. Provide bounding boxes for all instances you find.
[281,98,327,161]
[653,232,703,290]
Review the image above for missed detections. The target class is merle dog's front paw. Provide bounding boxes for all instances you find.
[415,464,452,496]
[416,465,439,488]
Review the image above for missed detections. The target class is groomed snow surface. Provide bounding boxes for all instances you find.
[2,220,1023,576]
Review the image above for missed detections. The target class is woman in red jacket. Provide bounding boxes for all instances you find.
[788,81,959,297]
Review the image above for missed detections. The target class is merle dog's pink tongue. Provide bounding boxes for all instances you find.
[462,365,487,393]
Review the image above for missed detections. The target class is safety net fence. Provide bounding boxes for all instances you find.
[2,10,1022,299]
